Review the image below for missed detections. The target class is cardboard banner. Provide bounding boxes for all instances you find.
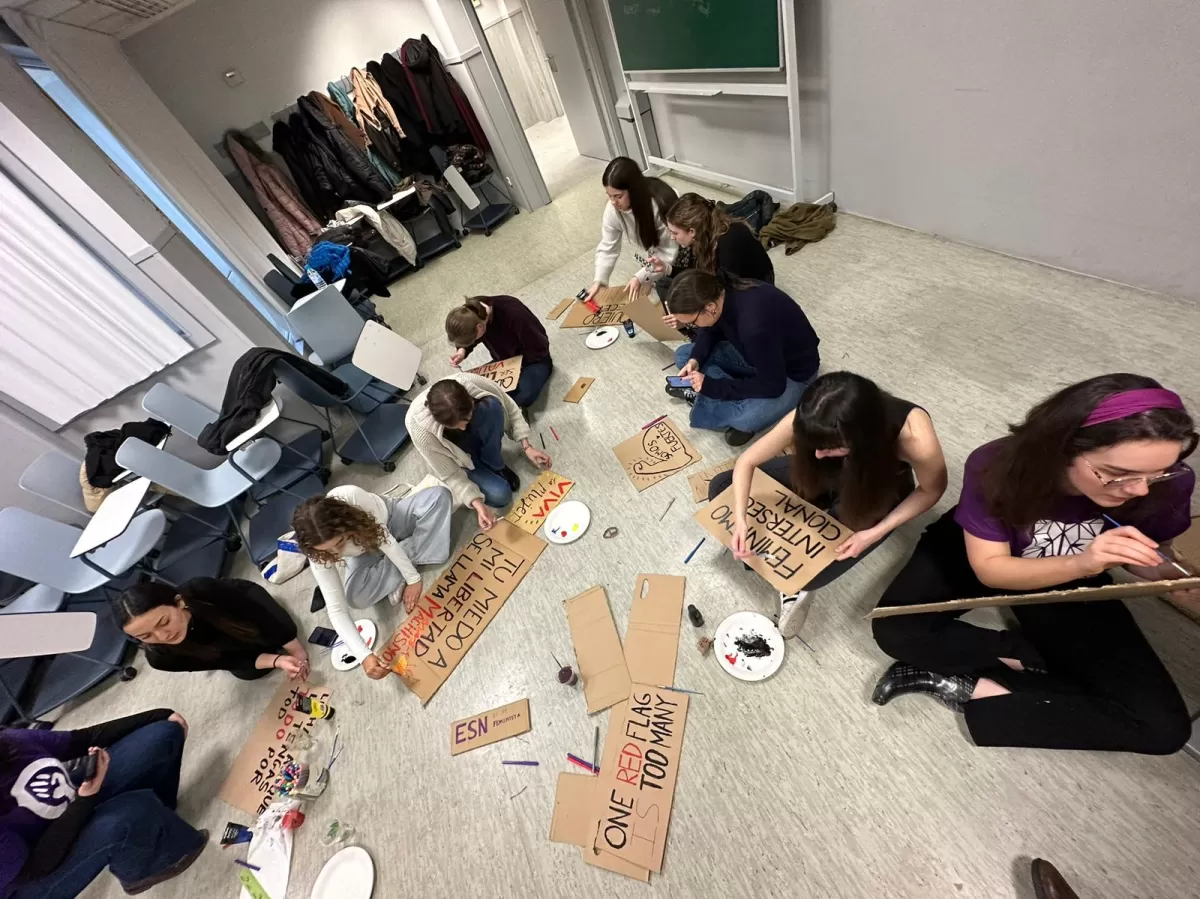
[468,355,523,392]
[592,685,689,872]
[559,285,642,329]
[505,470,575,534]
[218,680,332,816]
[623,294,683,343]
[450,698,531,756]
[563,377,595,403]
[695,469,853,594]
[613,419,701,492]
[866,575,1200,619]
[546,297,574,320]
[379,520,546,704]
[564,586,631,714]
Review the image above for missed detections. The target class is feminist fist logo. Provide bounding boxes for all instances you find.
[11,758,76,819]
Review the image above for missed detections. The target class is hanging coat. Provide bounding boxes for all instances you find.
[397,36,490,152]
[307,90,369,151]
[287,111,352,218]
[297,94,392,205]
[368,57,440,176]
[225,131,321,259]
[271,119,329,220]
[328,81,403,188]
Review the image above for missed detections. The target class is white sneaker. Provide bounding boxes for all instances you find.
[777,590,812,639]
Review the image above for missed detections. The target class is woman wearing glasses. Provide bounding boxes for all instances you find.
[871,374,1198,754]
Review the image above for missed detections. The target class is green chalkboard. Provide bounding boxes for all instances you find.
[608,0,781,72]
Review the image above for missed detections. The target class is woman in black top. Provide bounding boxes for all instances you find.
[708,372,947,637]
[653,192,774,286]
[114,579,308,680]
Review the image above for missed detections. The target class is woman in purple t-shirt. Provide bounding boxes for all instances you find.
[870,373,1198,754]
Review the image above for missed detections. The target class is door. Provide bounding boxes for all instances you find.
[522,0,612,160]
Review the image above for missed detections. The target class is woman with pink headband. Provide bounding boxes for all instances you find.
[870,373,1198,754]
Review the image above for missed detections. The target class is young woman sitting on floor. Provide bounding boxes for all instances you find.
[445,295,553,410]
[666,269,821,446]
[584,156,679,304]
[871,373,1199,755]
[405,373,552,533]
[711,371,947,637]
[653,192,774,289]
[115,578,307,680]
[292,483,453,680]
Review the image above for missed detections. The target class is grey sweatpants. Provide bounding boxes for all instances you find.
[342,486,452,609]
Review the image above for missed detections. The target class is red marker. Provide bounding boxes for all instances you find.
[550,427,560,441]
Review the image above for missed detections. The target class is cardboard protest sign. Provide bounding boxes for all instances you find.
[688,457,737,503]
[695,469,853,594]
[563,377,595,403]
[866,576,1200,619]
[592,685,689,872]
[623,294,683,342]
[613,419,701,492]
[379,520,546,704]
[564,586,631,713]
[505,470,574,534]
[559,286,641,329]
[450,698,530,756]
[546,297,574,320]
[468,355,523,391]
[219,680,332,815]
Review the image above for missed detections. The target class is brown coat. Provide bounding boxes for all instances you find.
[307,91,369,151]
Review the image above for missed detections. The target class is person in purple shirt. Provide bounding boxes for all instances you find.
[445,295,553,411]
[870,374,1199,754]
[0,709,205,898]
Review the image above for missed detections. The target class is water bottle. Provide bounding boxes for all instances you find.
[305,266,327,289]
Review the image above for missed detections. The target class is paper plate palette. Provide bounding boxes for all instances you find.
[330,619,377,672]
[585,326,620,349]
[714,611,785,681]
[311,846,374,899]
[543,500,591,544]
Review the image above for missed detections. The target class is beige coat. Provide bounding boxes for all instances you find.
[404,373,531,509]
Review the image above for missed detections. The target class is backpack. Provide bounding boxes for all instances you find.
[720,190,780,235]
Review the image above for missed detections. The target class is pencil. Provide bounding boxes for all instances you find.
[551,426,560,441]
[642,414,667,430]
[684,537,705,564]
[1101,514,1192,576]
[501,760,539,766]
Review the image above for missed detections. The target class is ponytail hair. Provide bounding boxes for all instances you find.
[667,193,735,274]
[445,297,489,348]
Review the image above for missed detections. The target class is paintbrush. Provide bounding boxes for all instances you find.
[684,538,705,564]
[1101,514,1193,576]
[659,497,675,521]
[592,726,599,772]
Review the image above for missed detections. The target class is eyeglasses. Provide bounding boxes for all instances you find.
[1083,458,1187,488]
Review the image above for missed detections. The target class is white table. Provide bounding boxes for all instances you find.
[352,321,423,392]
[226,400,282,452]
[70,476,153,558]
[0,611,97,659]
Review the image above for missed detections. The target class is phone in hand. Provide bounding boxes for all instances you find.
[308,626,337,648]
[666,375,692,389]
[63,753,98,789]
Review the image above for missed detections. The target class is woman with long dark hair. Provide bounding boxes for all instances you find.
[871,374,1198,754]
[584,157,679,303]
[445,295,552,409]
[709,372,947,636]
[666,269,821,445]
[115,579,306,680]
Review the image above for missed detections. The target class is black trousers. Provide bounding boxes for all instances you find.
[872,510,1190,754]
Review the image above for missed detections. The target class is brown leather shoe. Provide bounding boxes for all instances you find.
[1032,858,1080,899]
[121,829,208,895]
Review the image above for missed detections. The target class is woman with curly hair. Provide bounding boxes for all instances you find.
[653,192,774,288]
[292,484,452,679]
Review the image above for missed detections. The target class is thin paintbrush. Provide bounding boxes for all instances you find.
[1101,513,1192,576]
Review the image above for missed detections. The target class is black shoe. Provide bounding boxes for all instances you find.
[725,427,754,447]
[687,604,704,627]
[665,385,697,404]
[871,662,976,711]
[501,466,520,491]
[121,830,208,895]
[310,587,326,613]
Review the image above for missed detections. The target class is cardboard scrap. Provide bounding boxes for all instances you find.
[563,377,595,403]
[696,468,852,594]
[687,457,738,503]
[379,520,546,704]
[219,680,332,816]
[546,297,574,321]
[564,586,631,714]
[623,293,683,342]
[867,575,1200,619]
[550,773,598,845]
[450,698,531,756]
[505,469,575,534]
[559,285,642,329]
[468,355,523,392]
[623,575,685,683]
[612,419,702,492]
[1171,516,1200,571]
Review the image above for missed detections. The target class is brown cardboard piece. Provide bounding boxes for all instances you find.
[591,685,689,872]
[563,377,595,403]
[623,293,683,342]
[550,773,598,845]
[612,419,702,492]
[505,470,575,534]
[468,355,523,392]
[378,520,545,704]
[219,680,332,816]
[563,586,631,714]
[559,285,641,329]
[867,575,1200,619]
[450,698,530,756]
[687,457,738,503]
[546,297,574,320]
[696,469,853,594]
[1170,516,1200,570]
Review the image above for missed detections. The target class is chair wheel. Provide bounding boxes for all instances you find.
[119,667,138,682]
[320,430,332,440]
[461,229,470,236]
[225,536,242,553]
[416,374,428,386]
[484,229,492,237]
[513,209,520,215]
[383,461,397,473]
[341,457,353,466]
[317,467,332,482]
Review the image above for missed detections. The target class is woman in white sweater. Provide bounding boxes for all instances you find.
[404,373,552,532]
[584,157,680,303]
[292,483,452,679]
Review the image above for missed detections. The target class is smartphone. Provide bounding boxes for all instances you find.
[308,626,337,648]
[666,375,691,389]
[63,753,98,789]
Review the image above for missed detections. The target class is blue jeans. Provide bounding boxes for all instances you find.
[461,397,513,507]
[508,359,552,408]
[674,342,812,433]
[13,720,204,899]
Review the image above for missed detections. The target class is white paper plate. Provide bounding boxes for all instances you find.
[311,846,374,899]
[714,611,785,681]
[585,326,620,349]
[330,619,378,672]
[542,500,591,544]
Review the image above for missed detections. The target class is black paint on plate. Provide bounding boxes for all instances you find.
[734,631,773,658]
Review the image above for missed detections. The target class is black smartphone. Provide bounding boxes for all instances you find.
[308,626,337,647]
[63,753,98,789]
[666,375,691,388]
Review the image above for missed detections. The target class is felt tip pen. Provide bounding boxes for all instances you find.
[642,414,667,430]
[566,753,598,773]
[234,859,261,871]
[1101,514,1192,576]
[501,760,539,766]
[683,537,705,564]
